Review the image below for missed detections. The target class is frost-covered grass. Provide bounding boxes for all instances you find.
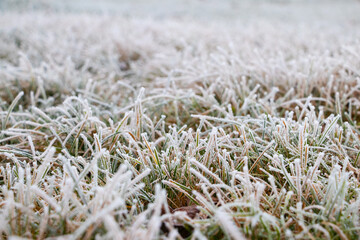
[1,9,360,239]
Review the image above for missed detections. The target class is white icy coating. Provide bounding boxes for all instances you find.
[1,1,360,239]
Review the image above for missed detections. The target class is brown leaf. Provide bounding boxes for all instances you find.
[172,205,199,219]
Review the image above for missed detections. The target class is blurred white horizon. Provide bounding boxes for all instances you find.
[1,0,360,24]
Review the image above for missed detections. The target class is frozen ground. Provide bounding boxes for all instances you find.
[1,0,360,239]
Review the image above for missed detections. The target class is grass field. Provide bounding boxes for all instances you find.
[1,1,360,239]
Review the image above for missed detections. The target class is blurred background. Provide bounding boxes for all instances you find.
[1,0,360,24]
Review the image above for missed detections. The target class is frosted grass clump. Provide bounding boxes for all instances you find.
[1,10,360,239]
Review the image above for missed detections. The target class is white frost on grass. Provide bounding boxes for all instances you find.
[1,3,360,239]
